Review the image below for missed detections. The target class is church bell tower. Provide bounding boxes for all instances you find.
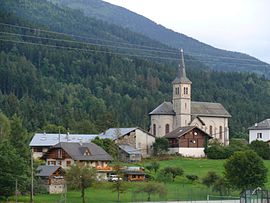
[172,49,192,129]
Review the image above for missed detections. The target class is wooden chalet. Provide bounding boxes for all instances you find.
[122,166,145,182]
[42,142,113,180]
[164,126,212,157]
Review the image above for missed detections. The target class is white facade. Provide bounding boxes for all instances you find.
[134,129,155,157]
[249,129,270,143]
[168,147,205,158]
[150,115,174,138]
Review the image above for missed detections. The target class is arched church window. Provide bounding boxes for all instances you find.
[153,124,156,136]
[219,126,222,140]
[209,125,213,135]
[165,124,170,134]
[185,102,187,109]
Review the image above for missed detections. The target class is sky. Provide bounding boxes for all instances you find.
[104,0,270,64]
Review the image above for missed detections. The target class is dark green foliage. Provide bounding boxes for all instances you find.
[205,140,249,159]
[156,170,173,183]
[249,140,270,160]
[162,166,184,182]
[145,161,160,174]
[186,174,199,182]
[202,171,219,188]
[65,165,96,203]
[153,138,169,156]
[212,177,229,196]
[91,137,118,159]
[0,112,11,141]
[0,141,28,199]
[136,182,167,201]
[224,150,268,191]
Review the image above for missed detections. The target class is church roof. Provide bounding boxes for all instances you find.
[191,101,231,118]
[248,119,270,130]
[149,101,231,118]
[149,102,175,115]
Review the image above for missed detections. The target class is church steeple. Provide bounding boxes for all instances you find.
[172,48,191,128]
[173,49,192,84]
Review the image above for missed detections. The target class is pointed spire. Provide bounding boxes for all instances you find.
[178,49,186,79]
[172,48,191,84]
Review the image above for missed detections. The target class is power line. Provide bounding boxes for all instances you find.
[1,22,269,65]
[1,38,270,68]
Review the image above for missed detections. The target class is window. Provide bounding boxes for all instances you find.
[57,149,62,158]
[66,160,71,167]
[219,126,222,139]
[153,124,156,136]
[165,124,170,134]
[183,87,189,94]
[48,161,56,166]
[257,133,262,139]
[57,161,62,166]
[209,125,213,135]
[185,102,187,109]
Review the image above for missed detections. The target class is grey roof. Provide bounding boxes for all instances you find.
[164,126,211,139]
[99,127,154,140]
[149,102,175,115]
[248,119,270,130]
[119,144,141,155]
[172,49,192,84]
[29,133,98,147]
[36,165,61,177]
[50,142,113,161]
[191,101,231,118]
[149,101,231,118]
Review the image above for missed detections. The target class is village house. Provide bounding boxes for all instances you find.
[29,132,97,159]
[248,119,270,143]
[36,165,65,194]
[164,126,212,157]
[42,142,113,180]
[122,166,146,182]
[149,50,231,145]
[100,127,155,158]
[119,144,142,162]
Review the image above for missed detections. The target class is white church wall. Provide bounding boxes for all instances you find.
[150,115,174,137]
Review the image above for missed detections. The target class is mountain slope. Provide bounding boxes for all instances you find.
[53,0,270,77]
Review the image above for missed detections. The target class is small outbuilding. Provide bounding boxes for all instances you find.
[119,144,142,162]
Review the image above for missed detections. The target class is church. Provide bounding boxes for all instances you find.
[149,50,231,146]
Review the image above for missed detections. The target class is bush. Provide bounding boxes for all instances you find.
[156,170,173,183]
[186,174,199,182]
[249,140,270,160]
[202,171,219,188]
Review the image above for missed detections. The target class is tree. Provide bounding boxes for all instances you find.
[212,177,229,196]
[249,140,270,160]
[145,161,160,174]
[65,165,96,203]
[92,137,118,159]
[224,150,268,191]
[0,141,28,199]
[153,138,169,156]
[0,112,10,141]
[202,171,219,188]
[163,167,184,182]
[136,182,167,201]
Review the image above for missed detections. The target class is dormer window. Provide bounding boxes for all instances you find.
[84,149,91,156]
[79,147,91,156]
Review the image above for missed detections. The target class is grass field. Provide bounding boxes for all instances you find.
[11,157,270,202]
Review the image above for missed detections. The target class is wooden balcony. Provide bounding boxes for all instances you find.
[95,165,113,171]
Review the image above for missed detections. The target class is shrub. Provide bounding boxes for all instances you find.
[186,174,199,182]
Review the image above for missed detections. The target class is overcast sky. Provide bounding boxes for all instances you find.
[104,0,270,64]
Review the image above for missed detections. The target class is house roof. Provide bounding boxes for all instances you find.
[164,126,211,139]
[99,127,154,140]
[149,101,231,118]
[119,144,141,155]
[36,165,62,177]
[48,142,113,161]
[29,133,98,147]
[248,119,270,130]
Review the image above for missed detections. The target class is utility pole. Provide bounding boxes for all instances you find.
[30,150,34,203]
[15,179,18,203]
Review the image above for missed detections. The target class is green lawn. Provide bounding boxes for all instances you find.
[11,157,270,202]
